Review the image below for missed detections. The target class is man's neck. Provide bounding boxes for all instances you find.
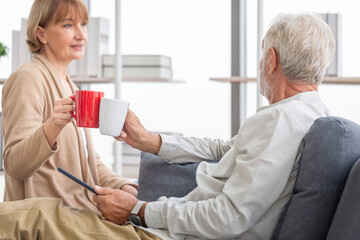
[268,76,318,104]
[285,81,318,98]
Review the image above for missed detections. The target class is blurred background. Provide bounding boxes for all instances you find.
[1,0,360,200]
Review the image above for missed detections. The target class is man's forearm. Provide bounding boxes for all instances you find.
[140,133,162,155]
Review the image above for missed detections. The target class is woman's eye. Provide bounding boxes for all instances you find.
[64,24,72,28]
[81,22,87,27]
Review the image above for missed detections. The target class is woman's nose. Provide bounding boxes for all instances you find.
[75,25,87,39]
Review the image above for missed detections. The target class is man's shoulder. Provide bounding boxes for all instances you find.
[259,93,324,116]
[246,96,327,130]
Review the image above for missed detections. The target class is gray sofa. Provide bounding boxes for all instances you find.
[137,117,360,240]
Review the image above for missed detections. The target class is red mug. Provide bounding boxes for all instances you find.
[69,90,104,128]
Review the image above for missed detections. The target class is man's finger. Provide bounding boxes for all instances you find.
[114,132,126,141]
[94,185,114,195]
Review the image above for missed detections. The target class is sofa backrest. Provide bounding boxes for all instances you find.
[272,117,360,240]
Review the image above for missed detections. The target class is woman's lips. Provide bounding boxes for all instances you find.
[71,45,84,51]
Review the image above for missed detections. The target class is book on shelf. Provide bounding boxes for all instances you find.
[68,17,110,77]
[12,18,32,71]
[320,13,342,76]
[103,66,173,79]
[103,54,172,68]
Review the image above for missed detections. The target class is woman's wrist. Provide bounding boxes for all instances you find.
[43,117,62,149]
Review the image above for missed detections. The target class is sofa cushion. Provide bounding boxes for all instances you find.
[272,117,360,240]
[326,158,360,240]
[137,152,201,201]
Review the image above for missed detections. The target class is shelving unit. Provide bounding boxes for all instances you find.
[210,76,360,85]
[211,76,360,138]
[0,77,185,84]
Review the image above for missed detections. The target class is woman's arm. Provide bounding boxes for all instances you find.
[2,70,72,180]
[94,153,138,195]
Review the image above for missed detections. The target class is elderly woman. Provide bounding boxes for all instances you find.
[1,0,136,215]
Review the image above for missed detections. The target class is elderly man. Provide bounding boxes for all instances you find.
[0,12,334,239]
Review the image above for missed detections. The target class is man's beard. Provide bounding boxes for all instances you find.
[259,63,271,99]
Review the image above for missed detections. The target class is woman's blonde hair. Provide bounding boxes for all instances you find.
[26,0,88,53]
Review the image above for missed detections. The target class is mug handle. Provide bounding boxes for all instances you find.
[69,95,76,119]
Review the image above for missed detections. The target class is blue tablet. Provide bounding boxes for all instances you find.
[57,167,98,195]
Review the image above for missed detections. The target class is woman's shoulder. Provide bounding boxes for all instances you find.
[11,56,45,76]
[6,58,46,86]
[3,64,46,100]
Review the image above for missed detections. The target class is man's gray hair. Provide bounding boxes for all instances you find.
[263,12,335,84]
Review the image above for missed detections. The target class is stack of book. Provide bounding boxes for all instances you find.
[68,17,110,78]
[12,18,32,71]
[320,13,342,76]
[102,55,173,80]
[121,142,141,179]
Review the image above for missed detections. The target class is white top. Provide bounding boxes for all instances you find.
[144,91,331,240]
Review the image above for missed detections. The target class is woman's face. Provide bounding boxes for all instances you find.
[40,8,88,64]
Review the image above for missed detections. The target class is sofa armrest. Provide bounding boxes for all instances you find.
[137,152,201,201]
[326,158,360,240]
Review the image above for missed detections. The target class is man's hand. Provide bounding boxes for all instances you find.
[115,109,145,148]
[93,186,138,225]
[115,109,162,154]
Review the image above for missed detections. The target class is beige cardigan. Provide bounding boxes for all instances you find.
[2,54,135,214]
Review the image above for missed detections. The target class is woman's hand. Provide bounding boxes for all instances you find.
[121,184,138,197]
[50,98,74,127]
[43,98,74,148]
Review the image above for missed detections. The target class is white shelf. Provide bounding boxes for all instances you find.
[210,77,256,83]
[122,77,185,83]
[0,77,185,84]
[321,77,360,85]
[210,76,360,85]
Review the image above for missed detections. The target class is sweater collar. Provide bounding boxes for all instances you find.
[32,53,77,98]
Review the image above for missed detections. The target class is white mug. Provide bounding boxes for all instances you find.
[99,98,129,136]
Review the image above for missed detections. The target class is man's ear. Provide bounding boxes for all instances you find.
[267,47,278,74]
[36,26,47,44]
